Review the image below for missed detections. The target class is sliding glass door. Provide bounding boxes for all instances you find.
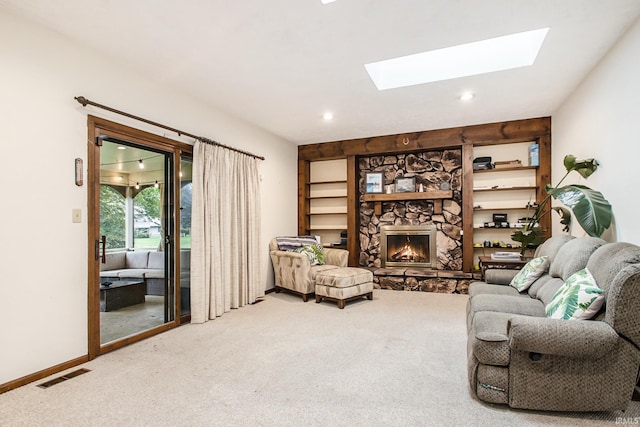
[87,116,192,358]
[179,157,192,318]
[98,140,174,345]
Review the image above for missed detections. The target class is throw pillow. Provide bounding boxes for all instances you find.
[545,268,604,320]
[294,244,325,265]
[509,256,549,292]
[276,236,320,251]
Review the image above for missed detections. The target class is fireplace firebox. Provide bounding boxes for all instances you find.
[380,225,437,268]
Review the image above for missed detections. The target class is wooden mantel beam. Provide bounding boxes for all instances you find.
[363,190,453,216]
[363,190,452,202]
[298,117,551,161]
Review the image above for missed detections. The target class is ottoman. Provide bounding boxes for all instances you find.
[315,267,374,309]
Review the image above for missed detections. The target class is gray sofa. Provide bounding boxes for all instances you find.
[467,236,640,411]
[100,251,165,295]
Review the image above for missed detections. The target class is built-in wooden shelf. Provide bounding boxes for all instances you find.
[298,117,551,273]
[473,186,536,192]
[363,190,453,215]
[324,244,347,250]
[473,227,523,230]
[473,206,535,212]
[309,211,348,215]
[473,246,522,251]
[309,180,347,185]
[473,166,537,173]
[309,225,348,230]
[308,195,347,199]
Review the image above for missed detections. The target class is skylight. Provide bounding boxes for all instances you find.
[365,28,549,91]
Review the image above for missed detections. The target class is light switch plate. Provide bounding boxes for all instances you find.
[72,208,82,223]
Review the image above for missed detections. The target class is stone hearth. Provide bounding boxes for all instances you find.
[370,268,478,294]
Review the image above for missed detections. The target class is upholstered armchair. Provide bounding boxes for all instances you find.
[269,237,348,301]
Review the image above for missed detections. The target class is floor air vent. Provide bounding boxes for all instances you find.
[37,368,91,389]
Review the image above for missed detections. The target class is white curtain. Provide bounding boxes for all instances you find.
[190,140,263,323]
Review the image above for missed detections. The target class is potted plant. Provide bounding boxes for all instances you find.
[511,155,613,255]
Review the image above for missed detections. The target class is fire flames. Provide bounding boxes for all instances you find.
[390,238,426,262]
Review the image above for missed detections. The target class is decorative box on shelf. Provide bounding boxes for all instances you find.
[494,160,522,169]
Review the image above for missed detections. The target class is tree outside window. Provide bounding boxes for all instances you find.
[134,187,161,249]
[100,185,125,249]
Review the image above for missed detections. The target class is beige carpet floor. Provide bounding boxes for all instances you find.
[1,290,638,426]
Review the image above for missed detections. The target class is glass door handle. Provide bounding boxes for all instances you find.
[96,235,107,263]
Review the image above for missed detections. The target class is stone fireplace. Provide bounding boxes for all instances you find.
[359,150,463,271]
[380,225,437,268]
[358,150,472,293]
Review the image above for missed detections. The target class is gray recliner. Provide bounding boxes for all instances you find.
[467,238,640,411]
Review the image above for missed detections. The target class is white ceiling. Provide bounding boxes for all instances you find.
[2,0,640,145]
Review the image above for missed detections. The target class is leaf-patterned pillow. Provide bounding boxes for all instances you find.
[509,256,549,292]
[545,268,604,320]
[294,244,325,266]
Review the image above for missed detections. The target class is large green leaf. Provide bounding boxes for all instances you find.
[511,226,546,255]
[563,155,577,172]
[552,206,572,233]
[546,184,612,237]
[563,155,599,179]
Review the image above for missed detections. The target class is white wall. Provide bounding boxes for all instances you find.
[552,17,640,244]
[0,9,297,385]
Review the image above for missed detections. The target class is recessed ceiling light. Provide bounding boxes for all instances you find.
[321,0,337,4]
[322,112,334,121]
[365,28,549,91]
[460,92,475,101]
[117,146,126,150]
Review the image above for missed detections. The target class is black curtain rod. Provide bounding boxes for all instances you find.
[74,96,265,161]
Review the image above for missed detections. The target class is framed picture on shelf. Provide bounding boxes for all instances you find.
[395,177,416,193]
[365,172,383,193]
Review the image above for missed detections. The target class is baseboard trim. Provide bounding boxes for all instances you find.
[0,355,89,394]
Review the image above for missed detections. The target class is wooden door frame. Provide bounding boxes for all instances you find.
[87,116,192,359]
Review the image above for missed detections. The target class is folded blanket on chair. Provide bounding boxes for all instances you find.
[276,236,320,251]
